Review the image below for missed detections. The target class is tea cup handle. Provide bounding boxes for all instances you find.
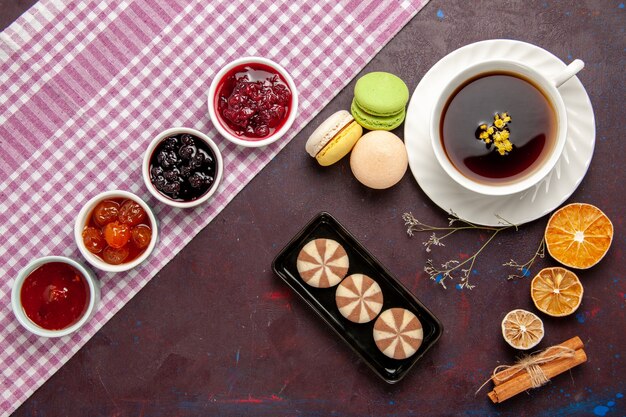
[552,59,584,88]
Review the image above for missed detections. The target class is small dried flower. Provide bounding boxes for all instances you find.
[476,112,513,156]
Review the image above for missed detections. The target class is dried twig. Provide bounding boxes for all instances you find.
[503,238,546,280]
[403,211,534,290]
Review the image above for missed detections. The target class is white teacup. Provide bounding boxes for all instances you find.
[430,58,584,196]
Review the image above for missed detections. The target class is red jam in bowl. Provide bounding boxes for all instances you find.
[216,63,292,140]
[20,262,90,330]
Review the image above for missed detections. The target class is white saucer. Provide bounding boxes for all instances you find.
[404,40,595,226]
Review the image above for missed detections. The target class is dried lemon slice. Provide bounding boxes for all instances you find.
[545,203,613,269]
[501,309,544,350]
[531,267,583,317]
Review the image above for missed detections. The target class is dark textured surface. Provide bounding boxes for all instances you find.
[4,1,626,416]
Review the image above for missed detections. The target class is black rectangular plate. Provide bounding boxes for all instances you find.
[272,212,443,384]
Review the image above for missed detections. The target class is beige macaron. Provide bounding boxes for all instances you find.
[349,131,408,189]
[305,110,363,166]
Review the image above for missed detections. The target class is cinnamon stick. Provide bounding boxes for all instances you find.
[488,348,587,403]
[492,336,584,385]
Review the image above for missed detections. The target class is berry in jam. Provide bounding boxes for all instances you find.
[131,225,152,249]
[102,246,130,265]
[118,200,146,226]
[92,200,119,226]
[149,133,217,202]
[216,63,292,140]
[103,221,131,249]
[83,198,152,265]
[82,227,105,254]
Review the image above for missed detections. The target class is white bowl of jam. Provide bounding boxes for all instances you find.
[143,127,223,208]
[11,256,100,337]
[207,56,298,147]
[75,190,158,272]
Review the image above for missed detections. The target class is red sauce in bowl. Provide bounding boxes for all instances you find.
[20,262,90,330]
[215,63,292,140]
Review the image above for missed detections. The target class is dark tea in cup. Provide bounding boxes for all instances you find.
[440,71,557,184]
[430,59,583,196]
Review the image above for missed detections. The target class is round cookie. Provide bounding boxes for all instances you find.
[296,238,349,288]
[373,308,423,360]
[335,274,383,323]
[350,130,408,189]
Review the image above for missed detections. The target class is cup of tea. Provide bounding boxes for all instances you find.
[430,58,584,196]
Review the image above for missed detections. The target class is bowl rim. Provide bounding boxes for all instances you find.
[142,127,224,208]
[207,56,299,148]
[74,190,158,272]
[429,59,568,196]
[11,255,100,338]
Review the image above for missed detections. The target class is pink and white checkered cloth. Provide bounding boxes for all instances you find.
[0,0,427,414]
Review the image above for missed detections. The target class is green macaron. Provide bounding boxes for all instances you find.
[351,99,406,131]
[351,72,409,131]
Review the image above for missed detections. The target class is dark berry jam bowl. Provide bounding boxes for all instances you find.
[11,256,100,338]
[207,56,298,148]
[142,127,223,208]
[74,190,159,272]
